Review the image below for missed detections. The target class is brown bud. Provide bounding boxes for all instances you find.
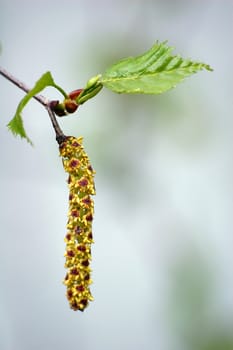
[64,99,78,114]
[68,89,83,100]
[53,102,67,117]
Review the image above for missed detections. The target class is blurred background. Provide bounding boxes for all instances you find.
[0,0,232,349]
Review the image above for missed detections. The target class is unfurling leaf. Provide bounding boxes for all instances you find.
[76,75,103,105]
[101,41,213,94]
[7,71,67,144]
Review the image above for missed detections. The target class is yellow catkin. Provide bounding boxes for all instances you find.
[59,136,95,311]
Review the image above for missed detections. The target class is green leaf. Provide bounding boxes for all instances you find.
[7,71,67,144]
[7,112,33,145]
[101,41,213,94]
[13,71,67,118]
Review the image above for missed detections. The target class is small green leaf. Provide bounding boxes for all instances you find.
[14,71,67,117]
[101,41,213,94]
[7,113,33,145]
[7,71,67,144]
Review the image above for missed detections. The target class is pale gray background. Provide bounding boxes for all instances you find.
[0,1,232,349]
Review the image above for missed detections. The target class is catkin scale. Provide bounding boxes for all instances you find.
[59,136,95,311]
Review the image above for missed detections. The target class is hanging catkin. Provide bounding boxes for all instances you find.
[59,136,95,311]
